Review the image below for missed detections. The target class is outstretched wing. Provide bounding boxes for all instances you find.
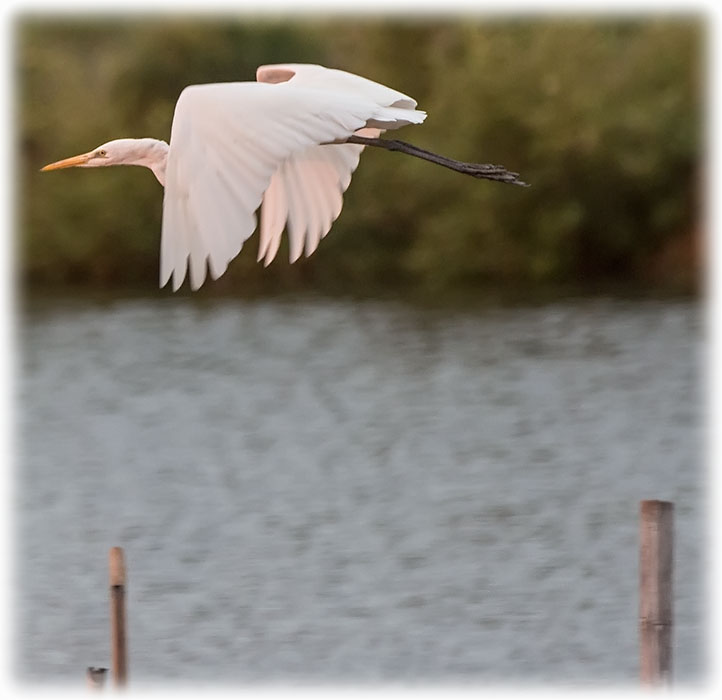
[162,68,425,290]
[255,64,424,267]
[162,83,365,291]
[256,127,381,266]
[256,63,420,112]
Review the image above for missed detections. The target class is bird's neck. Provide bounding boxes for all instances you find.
[129,138,169,186]
[109,138,169,185]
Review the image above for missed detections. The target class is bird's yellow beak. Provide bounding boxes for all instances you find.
[40,152,92,171]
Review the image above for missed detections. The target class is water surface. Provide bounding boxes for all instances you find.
[16,296,704,685]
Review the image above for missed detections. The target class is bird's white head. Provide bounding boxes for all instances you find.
[41,138,169,184]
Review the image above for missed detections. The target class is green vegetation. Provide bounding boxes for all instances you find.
[18,16,703,298]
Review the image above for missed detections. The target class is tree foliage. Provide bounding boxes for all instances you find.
[18,16,702,296]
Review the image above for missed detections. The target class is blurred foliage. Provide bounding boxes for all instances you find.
[17,16,703,297]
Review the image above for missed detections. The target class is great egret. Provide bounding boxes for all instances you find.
[41,63,526,291]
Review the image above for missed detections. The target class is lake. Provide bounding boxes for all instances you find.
[15,295,704,686]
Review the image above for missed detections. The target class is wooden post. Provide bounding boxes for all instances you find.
[86,666,107,690]
[639,500,673,686]
[109,546,128,688]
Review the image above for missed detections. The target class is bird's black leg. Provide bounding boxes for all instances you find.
[343,135,530,187]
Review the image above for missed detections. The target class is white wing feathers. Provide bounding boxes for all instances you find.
[161,65,426,290]
[257,128,381,267]
[256,63,419,111]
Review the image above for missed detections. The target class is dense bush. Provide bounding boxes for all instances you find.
[18,17,702,296]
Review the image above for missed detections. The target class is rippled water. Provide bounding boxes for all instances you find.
[15,296,704,686]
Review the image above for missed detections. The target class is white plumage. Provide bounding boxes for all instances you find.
[41,63,427,291]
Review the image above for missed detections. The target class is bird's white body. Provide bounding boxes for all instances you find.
[43,64,426,291]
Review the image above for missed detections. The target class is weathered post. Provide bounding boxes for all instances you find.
[639,500,673,686]
[109,546,128,688]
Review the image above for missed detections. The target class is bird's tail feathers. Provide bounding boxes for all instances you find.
[365,106,427,131]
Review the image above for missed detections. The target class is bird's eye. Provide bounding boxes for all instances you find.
[97,149,107,158]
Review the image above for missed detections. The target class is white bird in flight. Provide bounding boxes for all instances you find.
[42,63,526,291]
